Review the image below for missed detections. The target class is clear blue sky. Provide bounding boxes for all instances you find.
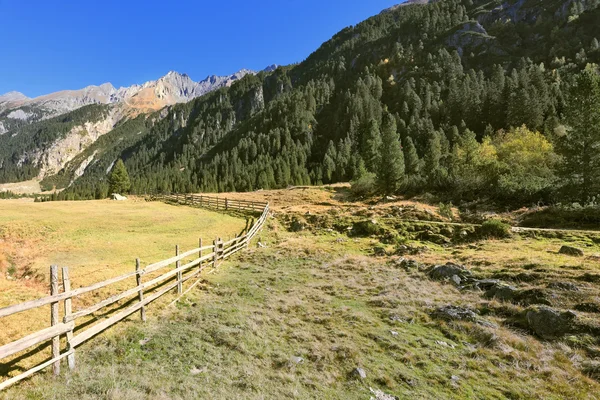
[0,0,402,98]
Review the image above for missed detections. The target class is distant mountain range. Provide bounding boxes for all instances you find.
[0,65,277,133]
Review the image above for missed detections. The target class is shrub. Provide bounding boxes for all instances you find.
[477,219,512,239]
[438,202,454,221]
[350,172,377,198]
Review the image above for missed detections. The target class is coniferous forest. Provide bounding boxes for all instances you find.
[4,0,600,208]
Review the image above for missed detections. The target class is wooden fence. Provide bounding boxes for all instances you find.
[0,194,269,391]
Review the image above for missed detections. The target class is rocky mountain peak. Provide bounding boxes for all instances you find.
[0,91,29,103]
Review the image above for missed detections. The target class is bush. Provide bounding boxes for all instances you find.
[477,219,512,239]
[350,172,377,198]
[438,202,454,221]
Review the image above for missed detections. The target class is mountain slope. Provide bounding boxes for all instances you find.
[0,68,266,184]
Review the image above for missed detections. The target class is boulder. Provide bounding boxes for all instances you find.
[395,258,419,271]
[525,306,577,339]
[429,263,472,281]
[485,283,519,302]
[559,245,584,257]
[111,193,127,201]
[352,367,367,379]
[416,230,451,245]
[431,305,478,322]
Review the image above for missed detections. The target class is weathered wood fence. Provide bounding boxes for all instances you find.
[0,194,269,391]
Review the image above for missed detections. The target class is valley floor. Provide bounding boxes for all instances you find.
[1,188,600,399]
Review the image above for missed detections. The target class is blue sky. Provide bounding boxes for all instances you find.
[0,0,401,97]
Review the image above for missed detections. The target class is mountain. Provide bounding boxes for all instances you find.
[4,0,600,206]
[0,67,266,180]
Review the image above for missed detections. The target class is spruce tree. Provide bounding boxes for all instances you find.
[377,114,405,194]
[361,118,382,172]
[108,159,131,195]
[559,66,600,202]
[404,136,421,176]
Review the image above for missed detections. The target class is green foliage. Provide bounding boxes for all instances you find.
[108,159,131,195]
[438,202,454,221]
[559,65,600,202]
[351,171,377,198]
[476,219,512,239]
[376,113,404,194]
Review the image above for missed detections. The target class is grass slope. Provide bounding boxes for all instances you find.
[0,199,247,356]
[4,215,599,399]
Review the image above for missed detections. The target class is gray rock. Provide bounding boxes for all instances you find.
[352,367,367,379]
[559,245,584,257]
[485,283,519,301]
[395,258,419,270]
[450,275,462,286]
[429,263,472,281]
[432,305,478,322]
[290,356,304,364]
[525,306,577,339]
[369,388,398,400]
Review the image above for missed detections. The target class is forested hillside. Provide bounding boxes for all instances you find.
[22,0,600,206]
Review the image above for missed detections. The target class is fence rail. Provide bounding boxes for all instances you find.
[0,194,269,391]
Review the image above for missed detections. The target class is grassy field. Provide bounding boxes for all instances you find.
[0,199,247,350]
[1,188,600,399]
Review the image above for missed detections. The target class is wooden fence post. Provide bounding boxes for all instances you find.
[216,197,219,210]
[176,245,182,294]
[225,198,229,210]
[50,265,60,376]
[136,258,146,322]
[200,195,203,208]
[61,267,76,370]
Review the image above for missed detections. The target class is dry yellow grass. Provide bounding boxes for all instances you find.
[0,198,247,348]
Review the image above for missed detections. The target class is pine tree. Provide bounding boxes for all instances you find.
[361,118,382,172]
[559,66,600,202]
[377,114,405,194]
[108,159,131,195]
[404,136,421,176]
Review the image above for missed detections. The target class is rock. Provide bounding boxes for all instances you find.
[429,263,472,281]
[471,279,501,291]
[416,230,451,245]
[559,245,584,257]
[485,283,519,302]
[395,258,419,271]
[139,338,151,346]
[352,367,367,379]
[190,366,207,375]
[373,246,387,257]
[369,388,398,400]
[390,330,399,336]
[395,244,428,256]
[450,275,462,286]
[525,306,577,339]
[290,356,304,364]
[111,193,127,201]
[432,305,478,322]
[547,281,580,291]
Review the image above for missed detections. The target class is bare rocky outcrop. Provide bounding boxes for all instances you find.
[22,109,120,178]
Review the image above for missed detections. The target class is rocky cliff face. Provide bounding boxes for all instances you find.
[20,107,121,179]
